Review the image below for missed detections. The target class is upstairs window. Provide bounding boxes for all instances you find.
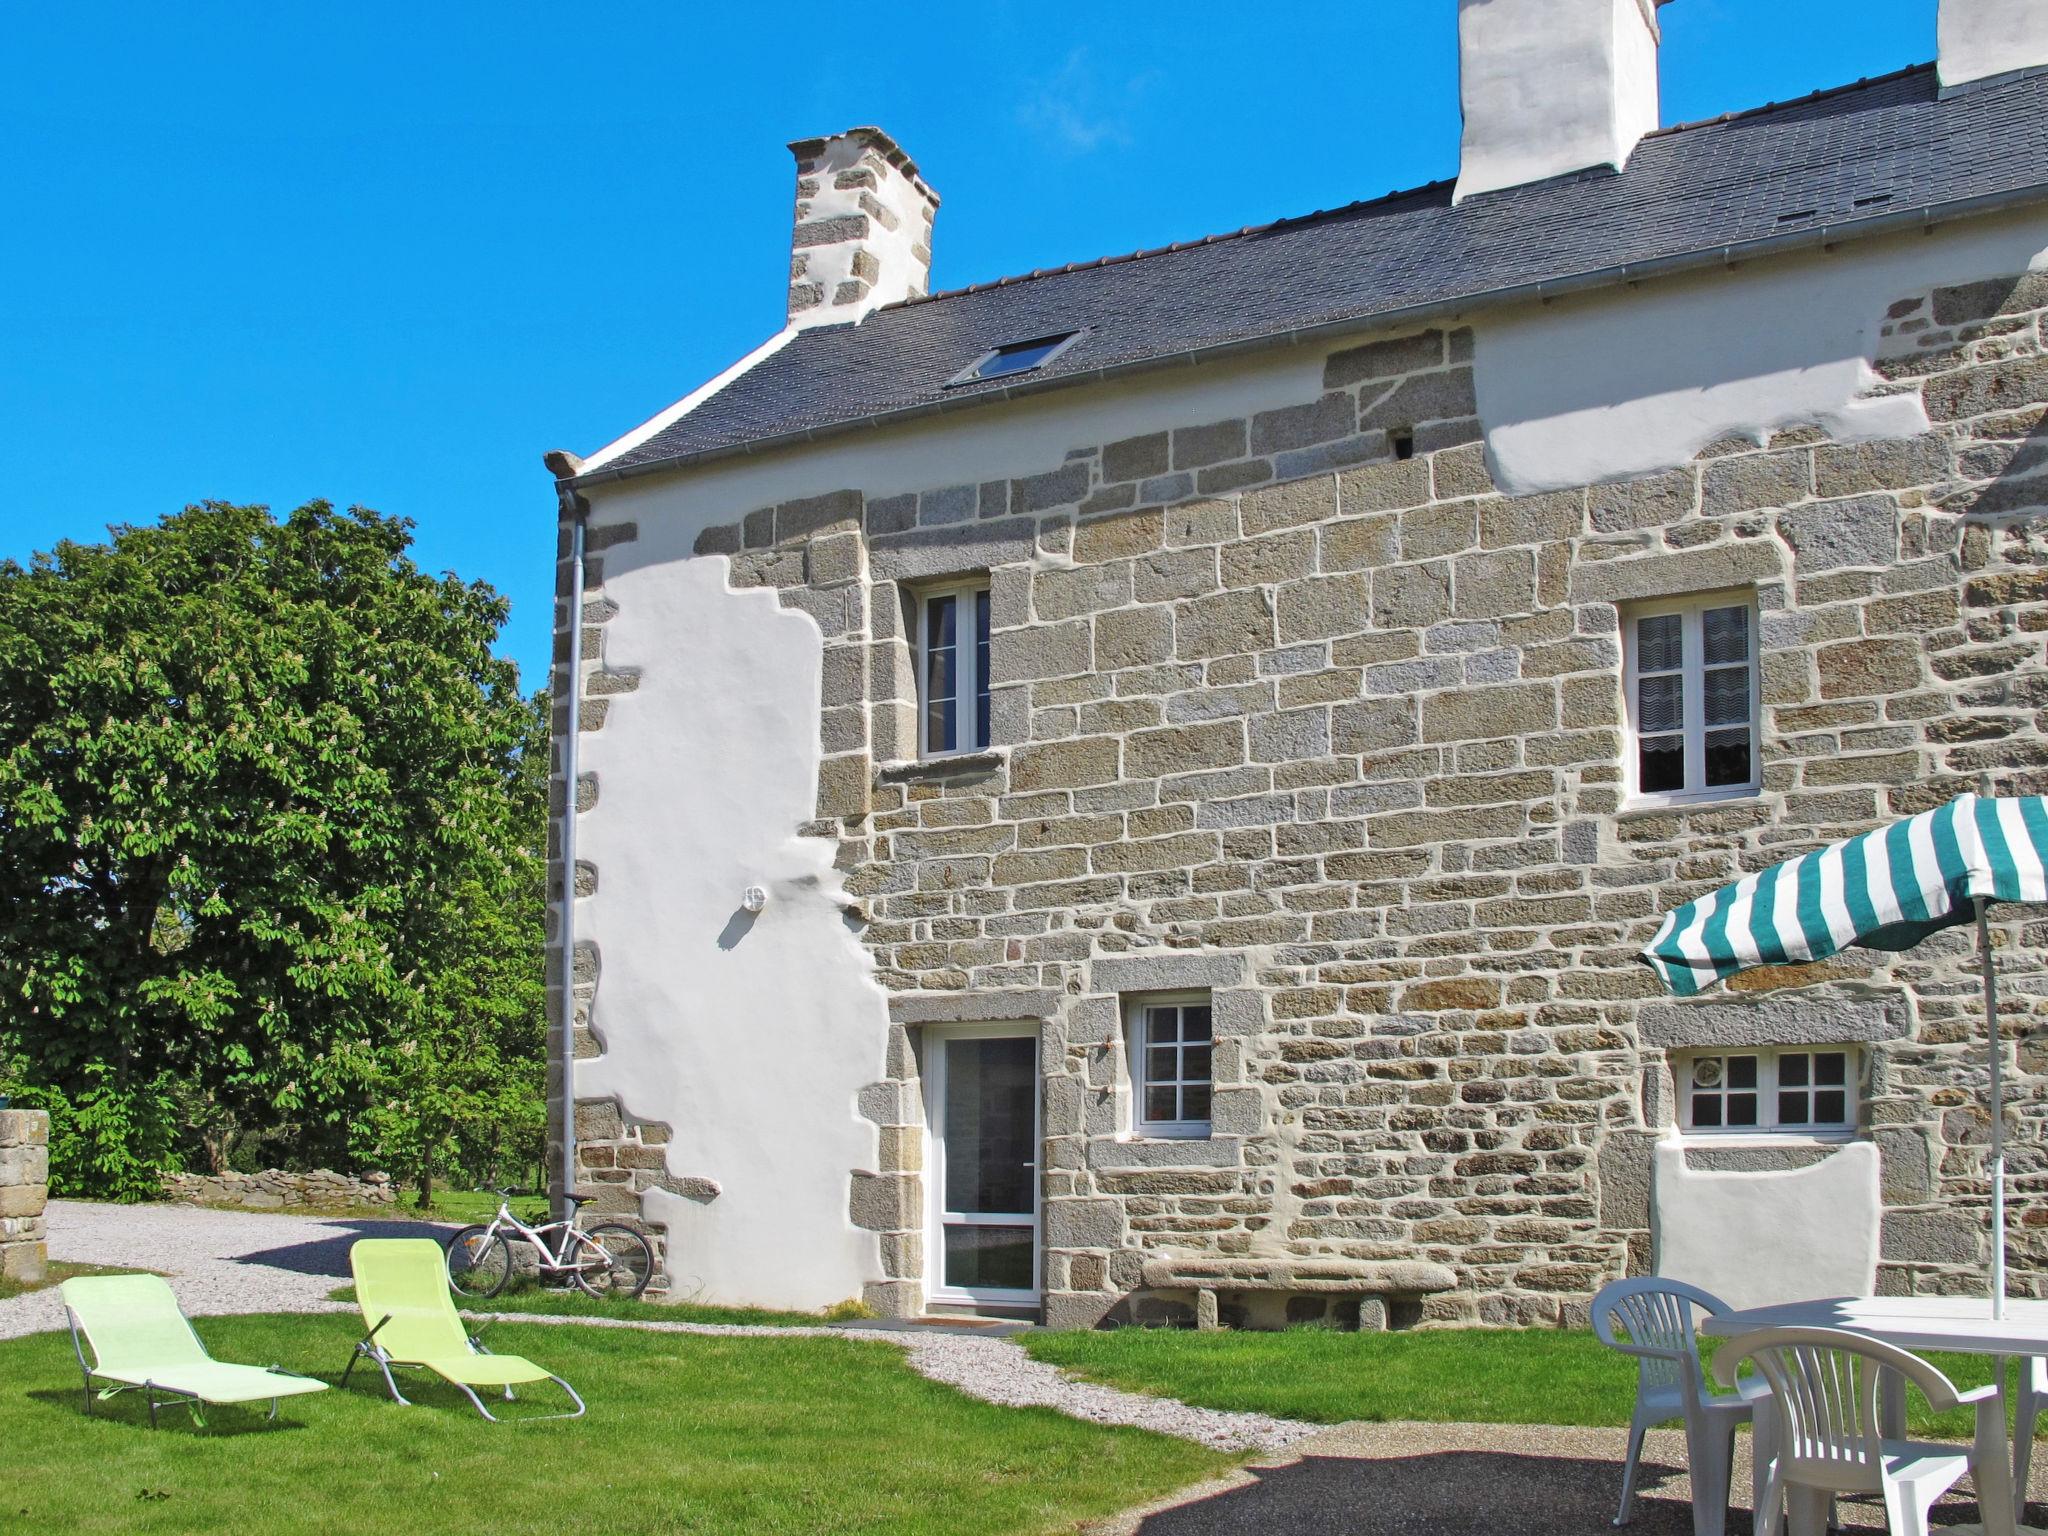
[1623,593,1760,804]
[949,331,1083,386]
[1127,995,1213,1138]
[917,581,991,757]
[1681,1048,1855,1135]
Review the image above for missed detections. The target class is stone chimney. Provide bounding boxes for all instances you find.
[785,127,940,329]
[1939,0,2048,91]
[1454,0,1667,204]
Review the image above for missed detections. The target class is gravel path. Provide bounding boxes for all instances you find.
[0,1198,440,1338]
[2,1200,1308,1453]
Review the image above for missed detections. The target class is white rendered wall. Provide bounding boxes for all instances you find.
[576,555,887,1311]
[1940,0,2048,89]
[1476,211,2048,494]
[1455,0,1661,202]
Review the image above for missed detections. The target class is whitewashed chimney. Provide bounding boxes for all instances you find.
[784,127,940,329]
[1939,0,2048,91]
[1454,0,1666,204]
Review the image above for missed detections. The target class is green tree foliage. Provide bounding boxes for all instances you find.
[0,502,545,1198]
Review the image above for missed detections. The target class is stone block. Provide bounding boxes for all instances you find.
[1332,697,1419,752]
[1072,509,1164,564]
[848,1171,919,1232]
[1276,572,1371,643]
[1240,477,1338,535]
[1102,433,1170,483]
[1779,496,1898,573]
[1251,393,1355,456]
[1340,457,1434,513]
[1321,513,1399,571]
[1325,329,1444,387]
[0,1240,47,1284]
[1371,561,1452,628]
[1813,437,1952,496]
[990,619,1092,684]
[1453,548,1536,618]
[1362,369,1477,431]
[1171,419,1247,470]
[0,1145,48,1185]
[1589,471,1697,531]
[1174,589,1275,659]
[1044,1198,1124,1249]
[0,1185,47,1219]
[0,1110,49,1147]
[1009,736,1120,791]
[1883,1209,1982,1266]
[1421,682,1555,742]
[1220,530,1316,587]
[1817,637,1925,699]
[1702,451,1811,514]
[1923,356,2048,422]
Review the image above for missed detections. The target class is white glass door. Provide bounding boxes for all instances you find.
[925,1027,1039,1307]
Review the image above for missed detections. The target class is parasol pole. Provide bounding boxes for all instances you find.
[1977,890,2007,1320]
[1973,774,2008,1319]
[1974,897,2007,1327]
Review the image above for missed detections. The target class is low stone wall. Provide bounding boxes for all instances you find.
[161,1169,396,1210]
[0,1109,50,1283]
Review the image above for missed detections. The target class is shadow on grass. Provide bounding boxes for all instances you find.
[24,1387,312,1437]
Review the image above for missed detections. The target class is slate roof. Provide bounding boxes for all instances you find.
[593,64,2048,478]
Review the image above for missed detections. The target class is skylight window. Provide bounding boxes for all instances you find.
[949,331,1083,386]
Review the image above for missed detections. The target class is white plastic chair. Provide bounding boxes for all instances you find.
[1592,1276,1771,1536]
[1713,1326,2006,1536]
[2013,1354,2045,1512]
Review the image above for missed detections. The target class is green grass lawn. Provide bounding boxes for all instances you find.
[2,1312,1229,1535]
[329,1276,839,1329]
[0,1262,144,1302]
[1022,1325,2032,1440]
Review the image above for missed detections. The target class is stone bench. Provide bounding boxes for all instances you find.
[1139,1254,1458,1331]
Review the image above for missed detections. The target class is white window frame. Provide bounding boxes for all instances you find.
[915,580,991,759]
[1677,1046,1860,1139]
[1123,991,1214,1140]
[1621,589,1763,809]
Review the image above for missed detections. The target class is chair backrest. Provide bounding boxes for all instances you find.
[1652,1139,1880,1312]
[60,1274,212,1374]
[1591,1276,1726,1396]
[1714,1326,1963,1490]
[350,1239,474,1362]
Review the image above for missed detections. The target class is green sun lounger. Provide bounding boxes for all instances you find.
[342,1238,584,1422]
[60,1274,328,1428]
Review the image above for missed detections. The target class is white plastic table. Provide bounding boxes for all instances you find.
[1700,1296,2048,1536]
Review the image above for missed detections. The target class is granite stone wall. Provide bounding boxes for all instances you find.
[0,1109,50,1285]
[560,265,2048,1325]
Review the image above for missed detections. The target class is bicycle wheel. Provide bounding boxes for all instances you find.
[445,1225,513,1300]
[573,1223,656,1299]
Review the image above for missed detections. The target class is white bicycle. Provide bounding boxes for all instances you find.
[444,1191,655,1301]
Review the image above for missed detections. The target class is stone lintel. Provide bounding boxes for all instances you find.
[888,988,1061,1024]
[1568,539,1783,606]
[868,523,1034,584]
[1638,991,1909,1049]
[1091,951,1247,994]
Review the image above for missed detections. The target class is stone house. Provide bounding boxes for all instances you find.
[544,0,2048,1328]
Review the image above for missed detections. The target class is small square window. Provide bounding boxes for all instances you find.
[1126,996,1213,1137]
[948,331,1083,386]
[1682,1048,1856,1135]
[1623,592,1761,805]
[917,581,991,757]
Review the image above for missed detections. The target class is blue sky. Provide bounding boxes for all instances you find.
[3,0,1937,689]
